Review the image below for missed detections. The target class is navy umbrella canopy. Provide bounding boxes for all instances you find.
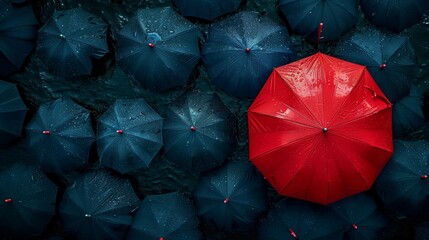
[127,192,202,240]
[392,87,426,138]
[117,7,200,92]
[171,0,242,21]
[202,11,296,97]
[26,98,95,175]
[0,0,38,77]
[328,193,391,240]
[193,161,269,232]
[0,163,58,239]
[37,8,109,77]
[0,80,27,146]
[96,98,163,174]
[163,92,237,173]
[334,27,416,104]
[258,198,344,240]
[59,170,140,240]
[278,0,358,42]
[375,140,429,217]
[416,221,429,240]
[361,0,429,33]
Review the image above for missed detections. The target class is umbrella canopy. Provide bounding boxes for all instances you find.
[258,198,344,240]
[392,87,426,138]
[96,98,163,174]
[163,91,237,174]
[328,193,391,240]
[37,8,109,77]
[361,0,429,33]
[0,0,38,77]
[248,52,393,205]
[0,163,58,239]
[127,192,202,240]
[59,170,140,240]
[117,7,200,92]
[26,98,95,175]
[278,0,358,42]
[375,140,429,218]
[202,11,296,97]
[0,80,27,146]
[192,161,269,232]
[171,0,242,21]
[415,221,429,240]
[334,27,416,104]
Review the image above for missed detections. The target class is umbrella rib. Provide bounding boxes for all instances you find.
[250,111,319,129]
[383,39,409,63]
[329,130,392,154]
[329,107,390,130]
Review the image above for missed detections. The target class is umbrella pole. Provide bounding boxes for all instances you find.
[316,22,323,48]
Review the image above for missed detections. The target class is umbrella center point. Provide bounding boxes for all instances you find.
[379,63,387,70]
[352,223,358,230]
[190,126,197,132]
[421,175,428,179]
[288,228,298,239]
[4,198,12,203]
[148,43,155,48]
[245,47,251,53]
[84,213,92,218]
[42,130,50,135]
[223,198,229,204]
[159,238,165,240]
[116,129,123,134]
[59,34,66,39]
[322,127,328,133]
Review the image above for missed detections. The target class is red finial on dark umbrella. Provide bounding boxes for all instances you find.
[352,223,358,230]
[245,47,251,54]
[42,130,50,135]
[317,22,323,48]
[116,129,123,134]
[421,175,428,179]
[379,63,387,70]
[190,126,197,132]
[148,43,155,48]
[289,228,298,239]
[223,198,229,204]
[4,198,12,203]
[159,237,165,240]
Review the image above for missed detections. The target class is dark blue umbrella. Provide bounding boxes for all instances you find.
[117,7,200,92]
[328,193,391,240]
[416,220,429,240]
[278,0,358,42]
[0,0,38,77]
[202,11,296,97]
[37,8,109,77]
[96,98,163,174]
[192,161,268,232]
[127,192,202,240]
[375,140,429,218]
[258,198,344,240]
[0,80,27,146]
[59,170,140,240]
[0,163,58,239]
[26,98,95,175]
[393,87,426,138]
[163,92,236,173]
[334,27,416,103]
[361,0,429,33]
[171,0,242,21]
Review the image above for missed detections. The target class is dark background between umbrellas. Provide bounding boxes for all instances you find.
[1,0,429,239]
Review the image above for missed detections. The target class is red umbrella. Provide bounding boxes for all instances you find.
[248,52,393,205]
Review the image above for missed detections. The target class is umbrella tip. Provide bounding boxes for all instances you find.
[190,126,197,132]
[223,198,229,204]
[322,127,328,133]
[421,175,428,179]
[116,129,123,134]
[42,130,50,135]
[288,228,298,239]
[59,34,66,39]
[4,198,12,203]
[85,213,92,218]
[148,43,155,48]
[245,47,251,53]
[159,238,165,240]
[379,63,387,70]
[352,223,358,230]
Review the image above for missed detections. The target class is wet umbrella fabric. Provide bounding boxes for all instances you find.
[163,92,236,173]
[257,198,344,240]
[361,0,429,33]
[375,140,429,217]
[0,163,58,239]
[0,80,27,146]
[117,7,200,92]
[328,193,391,240]
[278,0,358,42]
[127,192,202,240]
[172,0,242,21]
[26,98,95,175]
[202,11,296,97]
[0,0,38,77]
[392,87,426,138]
[37,8,109,77]
[59,170,140,240]
[334,28,416,104]
[248,53,393,205]
[193,161,269,232]
[96,98,163,174]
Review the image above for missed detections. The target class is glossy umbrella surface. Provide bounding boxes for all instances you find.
[26,98,95,175]
[0,80,27,146]
[117,7,200,92]
[248,52,393,205]
[37,8,109,77]
[0,163,57,239]
[202,11,296,97]
[172,0,242,21]
[96,98,163,174]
